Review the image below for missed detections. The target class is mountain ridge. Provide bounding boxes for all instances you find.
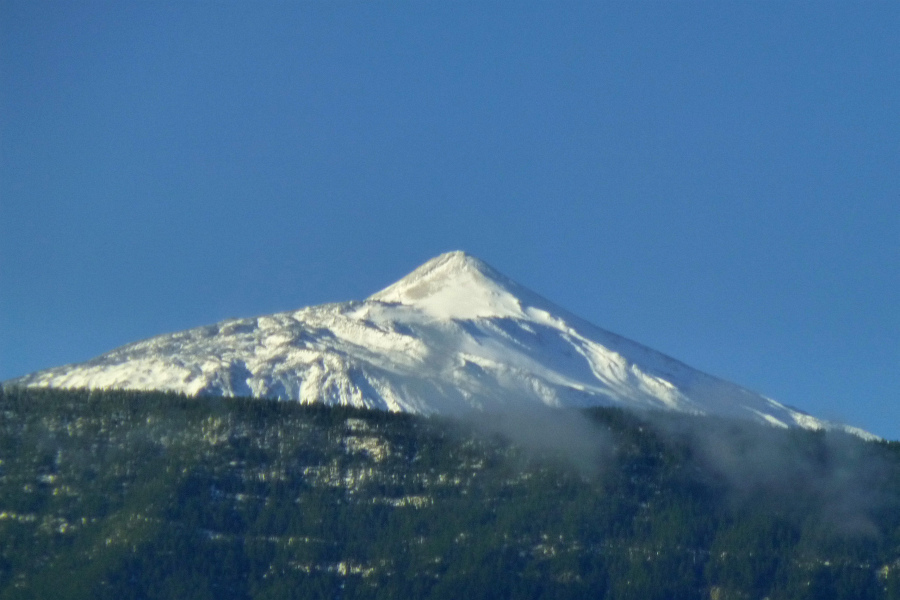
[5,251,875,439]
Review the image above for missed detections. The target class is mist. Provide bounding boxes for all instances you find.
[458,404,617,477]
[638,410,893,536]
[456,399,894,538]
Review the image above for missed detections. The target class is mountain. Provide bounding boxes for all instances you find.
[5,251,872,437]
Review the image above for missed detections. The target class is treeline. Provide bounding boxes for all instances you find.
[0,386,899,600]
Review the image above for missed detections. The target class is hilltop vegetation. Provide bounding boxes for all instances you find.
[1,386,899,599]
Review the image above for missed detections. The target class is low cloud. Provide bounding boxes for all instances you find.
[461,404,615,477]
[457,399,893,538]
[642,411,892,537]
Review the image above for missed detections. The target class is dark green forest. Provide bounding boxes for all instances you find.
[1,386,899,599]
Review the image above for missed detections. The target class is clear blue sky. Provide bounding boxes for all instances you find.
[2,2,897,438]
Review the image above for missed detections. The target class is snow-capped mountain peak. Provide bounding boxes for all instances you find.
[4,252,876,439]
[369,251,528,320]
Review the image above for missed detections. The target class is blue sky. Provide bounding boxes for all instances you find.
[2,2,897,438]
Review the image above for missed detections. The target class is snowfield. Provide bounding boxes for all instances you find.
[6,251,875,439]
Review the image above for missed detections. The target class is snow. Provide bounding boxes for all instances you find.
[4,250,876,439]
[369,251,529,320]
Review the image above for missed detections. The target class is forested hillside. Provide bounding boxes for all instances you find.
[1,387,898,599]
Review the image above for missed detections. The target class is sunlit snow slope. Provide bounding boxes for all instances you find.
[6,252,873,438]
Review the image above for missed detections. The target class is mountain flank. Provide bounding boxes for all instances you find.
[6,251,872,438]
